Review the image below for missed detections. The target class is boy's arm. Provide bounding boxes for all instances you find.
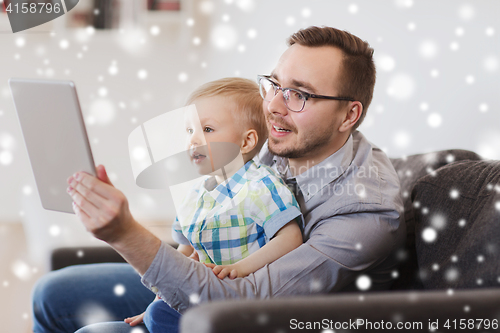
[212,221,303,279]
[177,244,195,257]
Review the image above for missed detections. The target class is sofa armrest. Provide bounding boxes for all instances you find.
[180,288,500,333]
[51,246,126,270]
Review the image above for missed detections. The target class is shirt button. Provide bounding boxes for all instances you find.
[222,220,227,225]
[151,286,159,293]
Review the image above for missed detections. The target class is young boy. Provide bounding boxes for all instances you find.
[125,78,303,330]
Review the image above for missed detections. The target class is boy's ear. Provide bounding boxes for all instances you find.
[240,129,258,155]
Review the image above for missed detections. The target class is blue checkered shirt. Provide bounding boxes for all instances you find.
[172,160,303,265]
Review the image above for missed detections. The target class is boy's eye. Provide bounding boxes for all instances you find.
[204,127,214,133]
[186,128,193,134]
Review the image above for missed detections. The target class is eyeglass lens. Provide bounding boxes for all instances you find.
[259,77,305,112]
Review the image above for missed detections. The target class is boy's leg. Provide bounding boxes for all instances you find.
[32,263,155,333]
[143,299,182,333]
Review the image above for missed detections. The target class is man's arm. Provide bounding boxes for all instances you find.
[67,165,404,313]
[141,209,404,312]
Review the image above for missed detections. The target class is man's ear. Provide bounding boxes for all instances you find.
[240,129,258,155]
[338,101,363,133]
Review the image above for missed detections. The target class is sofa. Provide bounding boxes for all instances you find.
[51,149,500,332]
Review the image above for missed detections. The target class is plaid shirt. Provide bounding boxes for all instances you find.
[172,160,302,265]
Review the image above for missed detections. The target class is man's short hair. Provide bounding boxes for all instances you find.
[186,77,268,153]
[287,26,376,131]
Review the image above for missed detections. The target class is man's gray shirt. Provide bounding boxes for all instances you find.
[141,130,406,313]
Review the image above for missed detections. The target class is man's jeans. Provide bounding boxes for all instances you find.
[32,263,181,333]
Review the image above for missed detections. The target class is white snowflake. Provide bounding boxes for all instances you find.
[455,27,465,36]
[376,54,396,72]
[247,29,257,39]
[348,4,359,14]
[386,73,415,100]
[150,26,160,36]
[189,293,200,304]
[59,39,69,50]
[211,24,238,50]
[422,227,437,242]
[465,75,475,84]
[138,70,148,80]
[356,275,371,291]
[419,40,438,59]
[427,113,442,128]
[445,268,459,282]
[420,102,429,111]
[49,225,61,237]
[178,72,188,83]
[15,37,26,48]
[449,189,460,199]
[484,55,498,72]
[450,42,459,51]
[479,103,489,113]
[458,4,475,21]
[114,284,126,296]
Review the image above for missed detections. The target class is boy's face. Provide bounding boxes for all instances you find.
[185,96,244,175]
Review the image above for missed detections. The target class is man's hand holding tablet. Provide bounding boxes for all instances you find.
[67,164,162,275]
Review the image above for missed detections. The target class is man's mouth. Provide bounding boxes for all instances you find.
[273,125,292,133]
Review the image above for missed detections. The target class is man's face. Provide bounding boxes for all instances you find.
[264,44,348,161]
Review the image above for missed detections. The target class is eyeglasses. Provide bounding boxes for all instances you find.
[257,75,354,112]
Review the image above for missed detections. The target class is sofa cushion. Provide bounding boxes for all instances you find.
[412,160,500,289]
[389,150,481,290]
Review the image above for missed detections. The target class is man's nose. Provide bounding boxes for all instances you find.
[266,90,289,116]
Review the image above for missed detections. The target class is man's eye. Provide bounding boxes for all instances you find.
[204,127,214,133]
[292,91,305,100]
[186,128,193,134]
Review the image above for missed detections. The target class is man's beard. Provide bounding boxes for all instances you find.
[267,123,334,159]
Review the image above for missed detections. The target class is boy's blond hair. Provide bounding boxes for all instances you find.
[187,77,268,155]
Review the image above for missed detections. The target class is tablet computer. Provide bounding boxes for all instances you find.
[9,78,96,214]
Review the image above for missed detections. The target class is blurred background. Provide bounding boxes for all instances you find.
[0,0,499,332]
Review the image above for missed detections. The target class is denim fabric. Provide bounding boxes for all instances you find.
[31,263,177,333]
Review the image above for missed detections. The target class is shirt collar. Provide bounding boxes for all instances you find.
[274,134,354,202]
[204,160,254,205]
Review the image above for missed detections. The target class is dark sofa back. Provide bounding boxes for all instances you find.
[389,149,482,290]
[413,159,500,289]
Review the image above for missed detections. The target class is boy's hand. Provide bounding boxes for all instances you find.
[124,312,145,326]
[212,264,244,279]
[188,250,199,261]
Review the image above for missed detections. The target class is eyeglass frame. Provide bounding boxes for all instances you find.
[257,75,355,112]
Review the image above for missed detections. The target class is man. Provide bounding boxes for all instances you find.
[32,26,405,333]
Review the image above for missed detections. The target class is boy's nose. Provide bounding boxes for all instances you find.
[189,131,205,147]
